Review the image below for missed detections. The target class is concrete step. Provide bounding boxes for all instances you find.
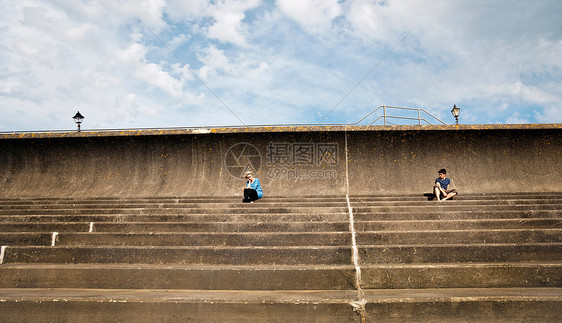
[361,287,562,322]
[1,204,557,216]
[351,193,562,201]
[0,201,348,210]
[1,193,560,321]
[354,209,561,220]
[0,264,357,290]
[5,218,552,233]
[54,232,351,246]
[356,229,562,244]
[360,263,562,289]
[5,230,556,247]
[0,206,350,215]
[58,230,562,247]
[2,193,559,204]
[0,288,560,322]
[352,193,562,202]
[0,196,347,205]
[0,233,52,246]
[2,199,560,211]
[1,263,560,290]
[351,199,562,207]
[0,209,558,223]
[0,222,91,232]
[359,243,562,263]
[0,221,351,233]
[1,245,352,265]
[355,218,562,231]
[2,243,559,266]
[0,196,345,205]
[353,204,561,213]
[1,198,559,209]
[0,213,351,223]
[0,289,360,323]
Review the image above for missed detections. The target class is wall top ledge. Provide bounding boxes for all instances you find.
[1,124,560,140]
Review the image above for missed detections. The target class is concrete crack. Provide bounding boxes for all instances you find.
[345,130,367,322]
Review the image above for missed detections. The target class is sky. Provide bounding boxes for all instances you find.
[1,0,561,131]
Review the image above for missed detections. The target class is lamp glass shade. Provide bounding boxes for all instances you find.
[451,105,460,118]
[73,111,84,124]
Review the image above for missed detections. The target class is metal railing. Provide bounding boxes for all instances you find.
[354,105,446,126]
[0,106,446,134]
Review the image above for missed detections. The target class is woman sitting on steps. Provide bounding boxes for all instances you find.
[242,171,263,203]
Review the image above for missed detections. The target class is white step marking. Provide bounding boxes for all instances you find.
[0,246,6,264]
[51,232,59,246]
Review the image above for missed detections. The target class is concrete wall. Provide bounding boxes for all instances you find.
[0,125,560,198]
[348,127,562,194]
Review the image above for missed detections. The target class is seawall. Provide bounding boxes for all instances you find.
[0,124,560,198]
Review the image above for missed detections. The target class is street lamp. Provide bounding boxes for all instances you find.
[451,105,460,125]
[73,111,84,132]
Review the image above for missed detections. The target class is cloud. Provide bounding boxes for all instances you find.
[164,0,262,47]
[165,0,209,20]
[332,0,562,124]
[535,106,562,124]
[0,0,202,130]
[277,0,342,32]
[45,0,168,30]
[99,0,167,29]
[505,111,530,124]
[206,0,261,47]
[1,0,561,131]
[196,45,234,80]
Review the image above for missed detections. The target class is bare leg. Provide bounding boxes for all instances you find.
[442,191,457,201]
[434,184,442,201]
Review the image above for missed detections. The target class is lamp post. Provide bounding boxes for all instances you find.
[73,111,84,132]
[451,105,460,125]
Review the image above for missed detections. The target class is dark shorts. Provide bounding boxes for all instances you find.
[243,188,259,203]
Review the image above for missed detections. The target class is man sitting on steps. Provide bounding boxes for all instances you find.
[434,168,458,202]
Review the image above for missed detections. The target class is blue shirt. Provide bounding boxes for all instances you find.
[247,178,263,198]
[435,178,451,190]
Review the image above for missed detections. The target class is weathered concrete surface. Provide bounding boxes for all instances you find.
[0,288,560,323]
[347,126,562,195]
[0,289,362,323]
[1,129,346,197]
[0,264,357,290]
[0,193,560,321]
[0,124,560,197]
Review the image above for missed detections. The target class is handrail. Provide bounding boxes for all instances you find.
[0,106,447,134]
[361,105,446,126]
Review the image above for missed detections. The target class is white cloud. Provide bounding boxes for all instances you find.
[165,0,262,47]
[99,0,167,29]
[277,0,341,32]
[1,0,561,131]
[171,63,195,82]
[535,106,562,124]
[206,0,262,47]
[505,112,530,124]
[196,45,234,80]
[167,33,190,49]
[206,10,249,46]
[0,0,205,130]
[165,0,210,20]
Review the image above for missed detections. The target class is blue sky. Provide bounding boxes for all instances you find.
[1,0,561,131]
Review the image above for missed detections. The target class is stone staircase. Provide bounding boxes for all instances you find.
[0,193,561,322]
